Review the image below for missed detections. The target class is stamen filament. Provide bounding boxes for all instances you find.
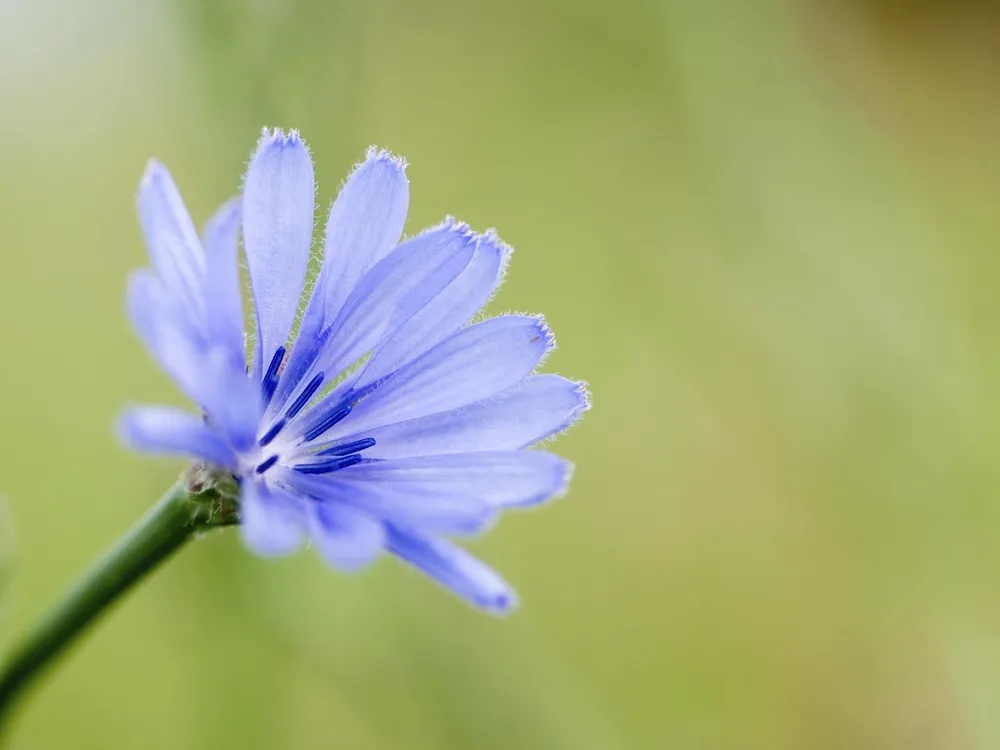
[293,454,364,475]
[285,373,324,419]
[317,437,376,457]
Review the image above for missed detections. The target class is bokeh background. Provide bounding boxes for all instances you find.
[1,0,999,747]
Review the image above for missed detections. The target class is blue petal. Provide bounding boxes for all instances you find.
[309,501,385,571]
[385,526,516,613]
[126,270,211,407]
[271,220,476,419]
[320,221,475,377]
[267,150,409,413]
[240,480,307,557]
[197,350,260,454]
[127,273,256,449]
[356,375,589,459]
[338,451,571,509]
[242,129,315,376]
[286,472,496,536]
[317,315,553,441]
[202,198,245,372]
[319,147,409,326]
[117,406,236,468]
[357,229,508,388]
[137,161,205,322]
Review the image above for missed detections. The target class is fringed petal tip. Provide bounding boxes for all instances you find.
[429,215,476,246]
[257,126,307,151]
[480,228,513,274]
[530,314,556,358]
[519,375,591,456]
[364,145,408,171]
[435,217,512,258]
[488,312,557,364]
[414,219,514,296]
[571,379,592,416]
[523,378,591,446]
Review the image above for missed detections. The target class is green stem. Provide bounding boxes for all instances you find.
[0,472,237,733]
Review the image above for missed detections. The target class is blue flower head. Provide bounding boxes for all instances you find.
[120,129,588,613]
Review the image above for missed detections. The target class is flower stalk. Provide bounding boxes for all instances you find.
[0,467,238,733]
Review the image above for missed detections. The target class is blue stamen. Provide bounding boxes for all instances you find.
[285,372,324,420]
[258,418,286,447]
[293,453,364,475]
[255,455,279,474]
[302,403,352,443]
[261,346,286,406]
[317,437,376,457]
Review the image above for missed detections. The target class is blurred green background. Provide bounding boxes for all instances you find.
[1,0,1000,747]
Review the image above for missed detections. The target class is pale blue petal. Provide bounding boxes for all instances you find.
[317,315,553,441]
[309,501,385,571]
[320,147,409,324]
[271,220,475,419]
[117,406,236,468]
[242,129,315,374]
[339,451,570,509]
[357,230,508,388]
[313,220,475,377]
[126,270,211,408]
[197,350,260,453]
[137,161,205,321]
[265,150,408,413]
[355,375,589,459]
[126,268,174,355]
[286,472,495,536]
[202,198,245,371]
[385,526,516,613]
[240,480,307,557]
[127,271,257,449]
